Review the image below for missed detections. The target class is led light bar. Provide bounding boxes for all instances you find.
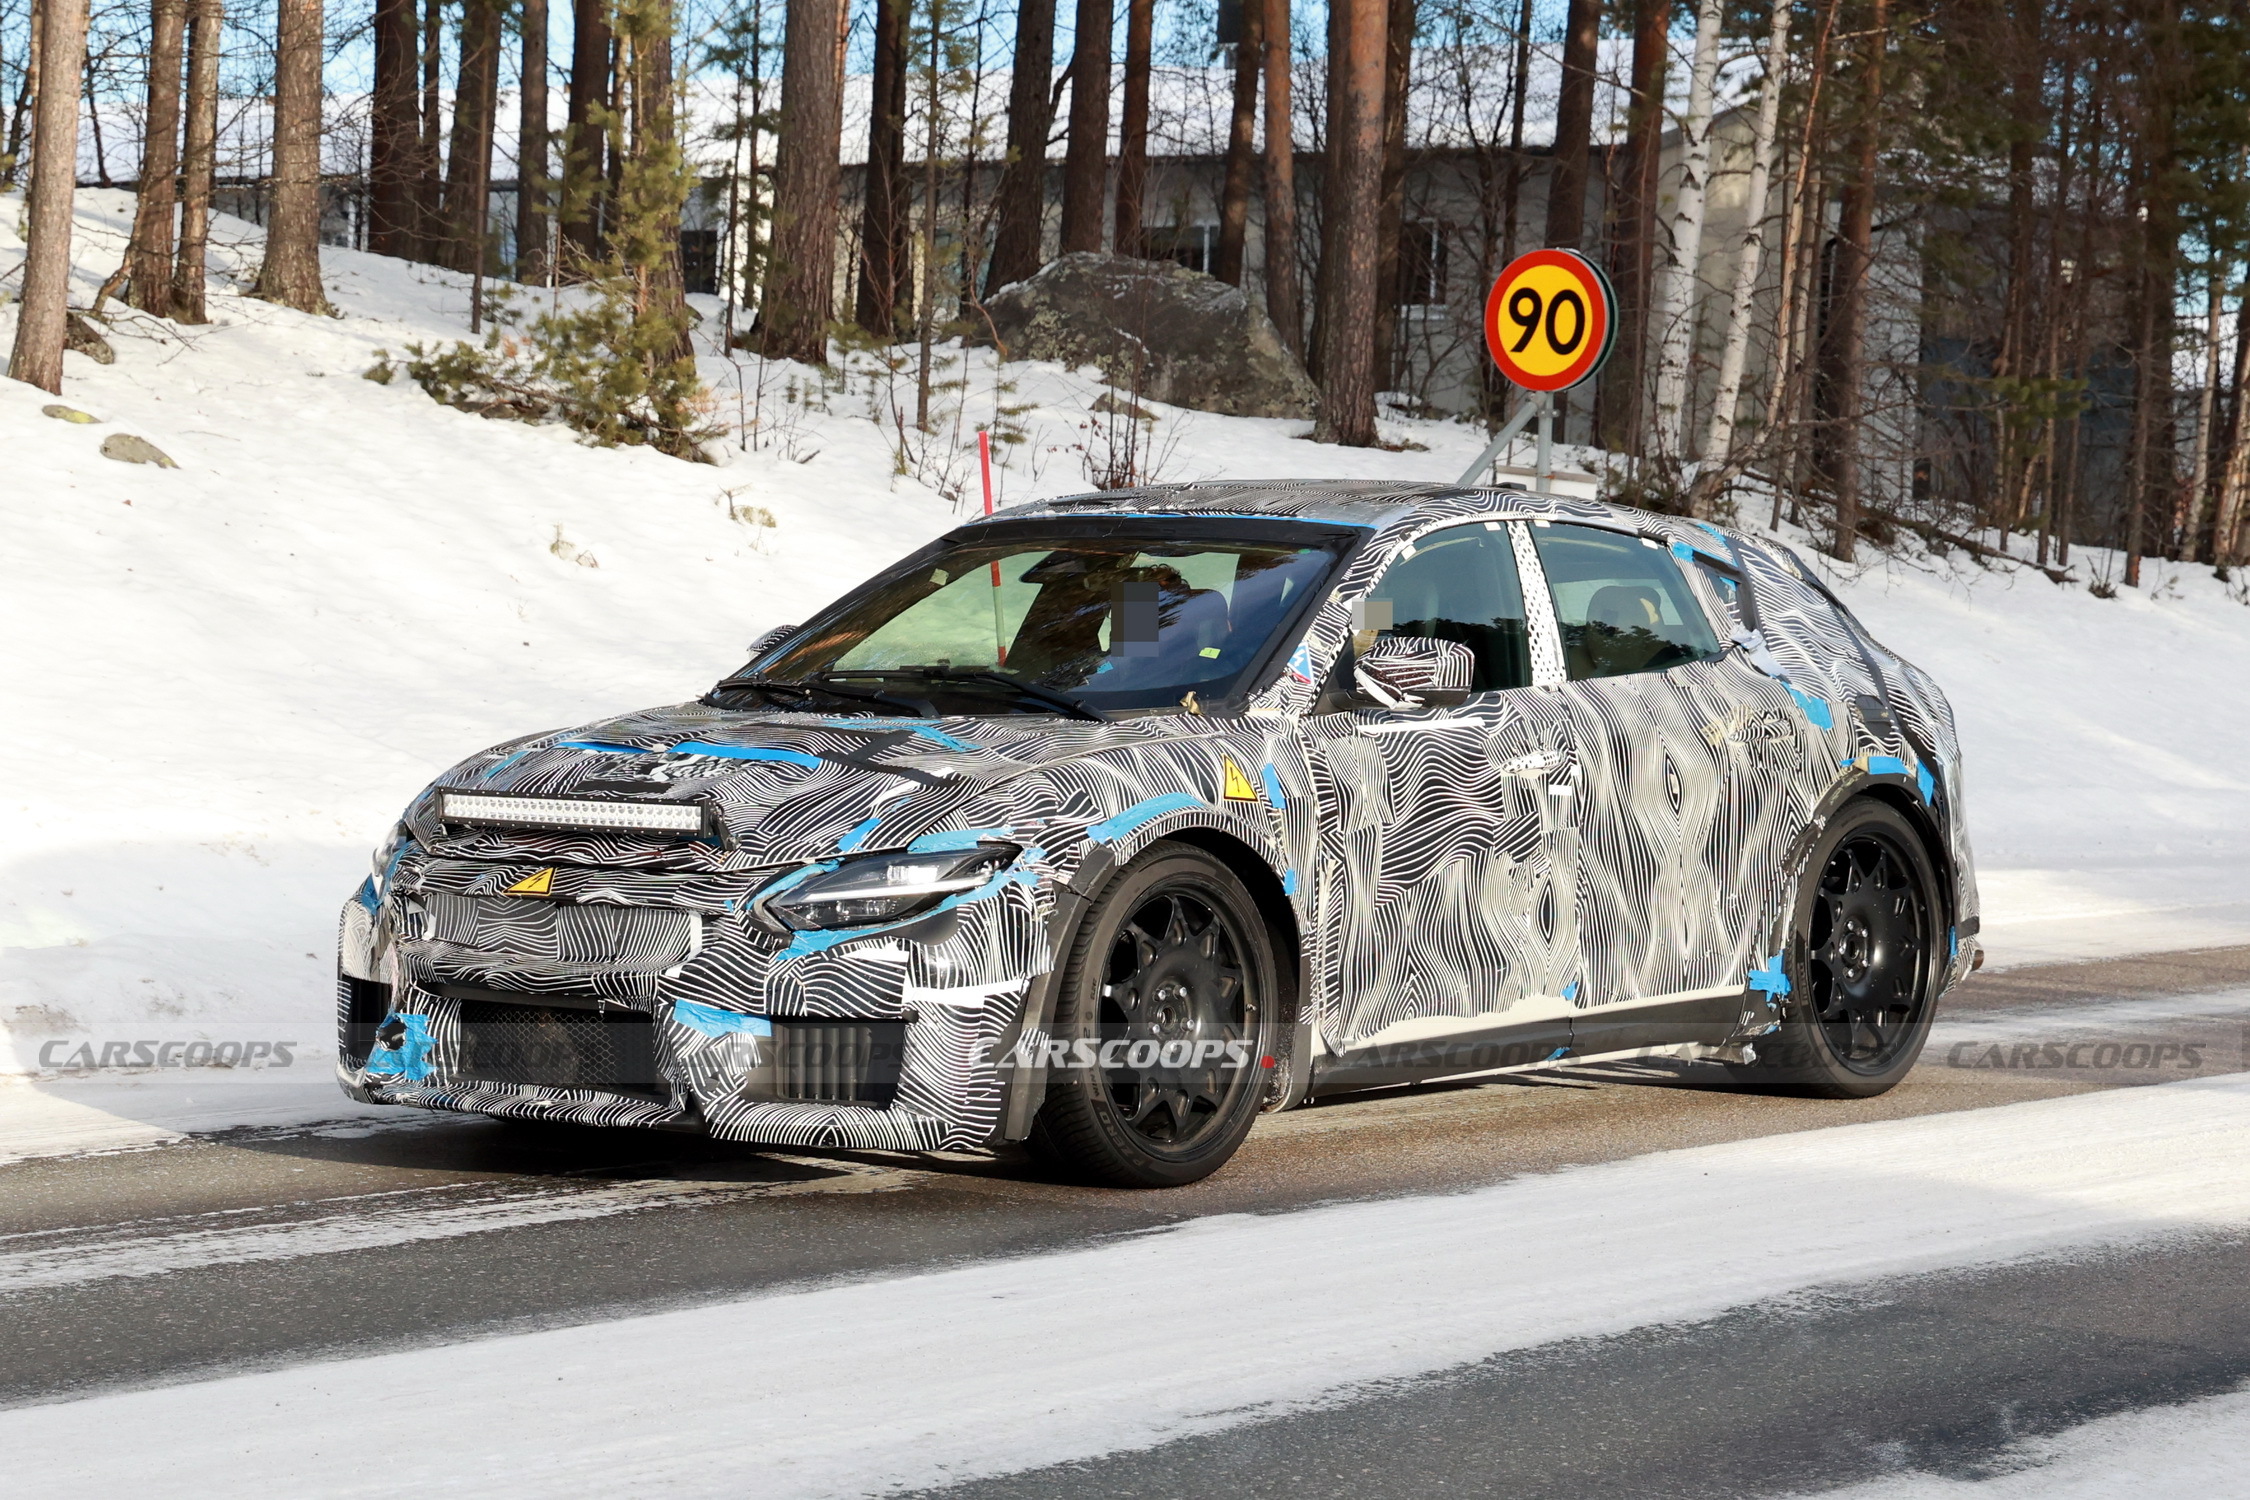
[439,792,708,836]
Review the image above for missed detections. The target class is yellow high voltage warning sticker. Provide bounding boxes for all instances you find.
[1221,757,1260,802]
[505,867,556,896]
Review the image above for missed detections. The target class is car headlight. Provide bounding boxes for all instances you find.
[760,845,1019,932]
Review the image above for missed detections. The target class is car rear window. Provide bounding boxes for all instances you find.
[1530,523,1724,681]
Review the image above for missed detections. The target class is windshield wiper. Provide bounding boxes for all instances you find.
[704,674,935,717]
[861,666,1111,722]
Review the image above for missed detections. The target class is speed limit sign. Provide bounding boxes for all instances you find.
[1483,248,1616,392]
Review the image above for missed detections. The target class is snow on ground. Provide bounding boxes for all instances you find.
[1806,1384,2250,1498]
[4,190,2250,1145]
[9,1071,2250,1497]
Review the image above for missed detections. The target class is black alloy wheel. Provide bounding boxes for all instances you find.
[1728,798,1942,1099]
[1030,843,1276,1187]
[1806,825,1930,1072]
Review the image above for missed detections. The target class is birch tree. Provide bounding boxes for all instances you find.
[1648,0,1724,462]
[1689,0,1790,515]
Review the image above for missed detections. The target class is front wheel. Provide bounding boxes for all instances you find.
[1727,798,1942,1099]
[1028,843,1277,1187]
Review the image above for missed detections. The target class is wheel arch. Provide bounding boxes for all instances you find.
[993,826,1310,1142]
[1781,776,1961,993]
[1160,829,1306,1039]
[1857,783,1960,952]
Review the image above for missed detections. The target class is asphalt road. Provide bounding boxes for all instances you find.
[6,944,2250,1495]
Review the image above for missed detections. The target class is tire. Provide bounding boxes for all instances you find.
[1726,798,1943,1099]
[1028,842,1278,1187]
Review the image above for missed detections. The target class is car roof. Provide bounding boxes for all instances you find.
[981,480,1677,537]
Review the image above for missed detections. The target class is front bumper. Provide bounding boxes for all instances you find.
[334,858,1052,1151]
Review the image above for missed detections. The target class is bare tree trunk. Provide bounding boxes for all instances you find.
[369,0,417,256]
[442,0,501,273]
[1693,0,1789,510]
[1825,0,1886,563]
[517,0,548,280]
[1059,0,1112,253]
[417,0,444,255]
[1601,0,1668,455]
[1259,0,1301,355]
[252,0,330,311]
[988,0,1056,289]
[1313,0,1385,447]
[8,0,87,393]
[1115,0,1155,258]
[2125,0,2180,585]
[759,0,843,362]
[1208,0,1256,277]
[560,0,611,267]
[1500,0,1531,266]
[170,0,219,320]
[1545,0,1599,250]
[915,9,941,428]
[629,0,689,365]
[126,0,186,315]
[1,4,35,188]
[2216,274,2250,569]
[1308,0,1349,381]
[85,48,109,186]
[1648,0,1722,462]
[2185,271,2223,558]
[1368,0,1411,387]
[855,0,908,333]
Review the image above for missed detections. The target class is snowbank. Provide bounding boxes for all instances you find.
[11,1070,2250,1497]
[4,189,2248,1124]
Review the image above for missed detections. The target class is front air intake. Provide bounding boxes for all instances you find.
[773,1020,908,1107]
[455,995,668,1102]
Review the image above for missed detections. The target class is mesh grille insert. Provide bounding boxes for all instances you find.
[774,1020,907,1107]
[457,997,667,1101]
[420,893,697,968]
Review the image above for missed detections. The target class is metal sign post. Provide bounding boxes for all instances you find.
[1535,391,1554,490]
[1463,248,1617,493]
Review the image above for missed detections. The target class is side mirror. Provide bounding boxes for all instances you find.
[1353,636,1475,710]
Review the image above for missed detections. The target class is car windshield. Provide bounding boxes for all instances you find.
[735,524,1353,714]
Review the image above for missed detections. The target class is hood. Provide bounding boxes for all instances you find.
[408,699,1223,873]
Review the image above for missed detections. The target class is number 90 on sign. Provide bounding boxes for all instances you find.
[1483,249,1616,393]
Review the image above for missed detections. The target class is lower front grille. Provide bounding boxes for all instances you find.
[341,976,393,1068]
[774,1020,907,1107]
[456,997,667,1101]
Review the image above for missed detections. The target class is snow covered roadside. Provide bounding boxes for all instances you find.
[8,1072,2250,1497]
[5,191,2250,1151]
[1831,543,2250,971]
[1803,1385,2250,1498]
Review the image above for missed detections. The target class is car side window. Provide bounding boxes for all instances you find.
[1530,523,1724,681]
[1359,523,1532,692]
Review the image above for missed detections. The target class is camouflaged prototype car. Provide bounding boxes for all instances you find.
[339,481,1980,1186]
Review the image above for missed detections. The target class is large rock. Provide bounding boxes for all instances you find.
[974,253,1317,420]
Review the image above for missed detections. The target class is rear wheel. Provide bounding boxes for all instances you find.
[1029,844,1275,1187]
[1726,799,1941,1099]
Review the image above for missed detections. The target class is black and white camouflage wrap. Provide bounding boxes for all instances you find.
[336,482,1979,1150]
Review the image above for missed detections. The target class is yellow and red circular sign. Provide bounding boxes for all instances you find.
[1483,249,1616,392]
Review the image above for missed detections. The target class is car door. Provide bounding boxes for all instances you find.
[1304,520,1578,1081]
[1521,520,1751,1054]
